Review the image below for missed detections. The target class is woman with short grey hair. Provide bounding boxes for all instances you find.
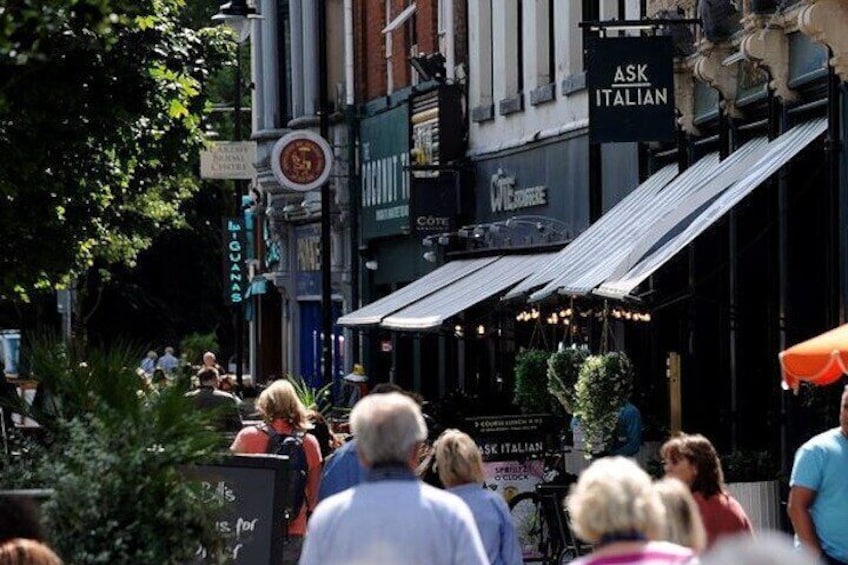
[566,457,694,565]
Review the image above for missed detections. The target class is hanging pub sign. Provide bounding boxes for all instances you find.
[271,131,334,192]
[223,218,248,305]
[586,35,676,143]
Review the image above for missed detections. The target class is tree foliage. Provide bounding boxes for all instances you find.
[1,336,229,563]
[0,0,232,299]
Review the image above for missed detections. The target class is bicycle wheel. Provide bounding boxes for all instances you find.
[508,492,552,563]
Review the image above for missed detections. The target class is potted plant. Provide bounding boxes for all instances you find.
[721,449,782,531]
[513,349,554,414]
[572,352,634,454]
[546,346,588,414]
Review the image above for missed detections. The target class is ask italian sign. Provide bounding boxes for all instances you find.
[586,36,676,143]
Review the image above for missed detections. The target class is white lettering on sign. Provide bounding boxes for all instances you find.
[362,153,410,211]
[375,204,409,221]
[595,63,669,108]
[416,215,450,229]
[489,168,547,213]
[196,480,257,562]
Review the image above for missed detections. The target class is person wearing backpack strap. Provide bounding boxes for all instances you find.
[230,379,323,564]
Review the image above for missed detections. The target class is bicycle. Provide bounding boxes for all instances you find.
[507,452,591,564]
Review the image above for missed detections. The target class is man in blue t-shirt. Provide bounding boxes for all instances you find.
[788,385,848,565]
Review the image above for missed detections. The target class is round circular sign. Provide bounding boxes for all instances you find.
[271,131,334,192]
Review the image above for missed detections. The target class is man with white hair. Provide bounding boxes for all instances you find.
[300,392,488,565]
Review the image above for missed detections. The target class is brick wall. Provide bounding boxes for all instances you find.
[354,0,449,102]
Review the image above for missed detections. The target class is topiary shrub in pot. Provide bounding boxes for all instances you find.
[572,351,634,454]
[547,347,588,414]
[513,349,554,414]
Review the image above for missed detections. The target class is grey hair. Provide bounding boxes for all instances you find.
[567,456,665,544]
[351,392,427,467]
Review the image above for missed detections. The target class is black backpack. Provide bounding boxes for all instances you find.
[258,423,308,522]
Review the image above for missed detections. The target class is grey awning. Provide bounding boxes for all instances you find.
[503,163,680,300]
[528,135,776,301]
[596,117,827,300]
[337,256,499,327]
[382,253,558,330]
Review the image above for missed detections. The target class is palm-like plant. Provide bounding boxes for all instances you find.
[288,375,334,418]
[1,335,229,563]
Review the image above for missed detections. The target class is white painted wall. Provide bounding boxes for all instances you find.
[468,0,641,157]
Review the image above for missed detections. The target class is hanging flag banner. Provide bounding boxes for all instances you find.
[223,218,248,304]
[586,36,676,143]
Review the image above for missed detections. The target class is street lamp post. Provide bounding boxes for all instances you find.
[213,0,258,391]
[317,0,333,385]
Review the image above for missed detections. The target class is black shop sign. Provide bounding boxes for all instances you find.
[586,36,676,143]
[464,414,555,462]
[410,176,458,235]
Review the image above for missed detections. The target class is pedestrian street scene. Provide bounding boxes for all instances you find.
[2,0,848,563]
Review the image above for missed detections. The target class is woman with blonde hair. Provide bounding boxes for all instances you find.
[0,538,62,565]
[433,429,522,565]
[230,378,323,564]
[661,433,752,548]
[654,477,707,553]
[566,457,694,564]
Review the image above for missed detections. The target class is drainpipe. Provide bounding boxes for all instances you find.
[444,0,455,82]
[344,0,360,369]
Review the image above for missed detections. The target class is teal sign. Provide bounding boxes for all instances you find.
[224,218,248,304]
[360,104,410,240]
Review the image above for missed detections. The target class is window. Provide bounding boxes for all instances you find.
[277,0,292,125]
[516,0,524,92]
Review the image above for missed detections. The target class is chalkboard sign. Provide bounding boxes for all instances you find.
[464,414,555,462]
[189,454,289,564]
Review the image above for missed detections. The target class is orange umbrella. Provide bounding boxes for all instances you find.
[779,324,848,392]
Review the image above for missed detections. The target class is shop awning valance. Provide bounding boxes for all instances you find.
[337,256,499,327]
[780,323,848,391]
[503,163,680,301]
[381,253,558,330]
[596,118,827,300]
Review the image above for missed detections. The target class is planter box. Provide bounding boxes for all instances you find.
[725,480,780,531]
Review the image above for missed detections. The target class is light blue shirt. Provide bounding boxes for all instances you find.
[317,438,367,502]
[790,427,848,562]
[448,483,522,565]
[302,469,488,565]
[156,352,179,372]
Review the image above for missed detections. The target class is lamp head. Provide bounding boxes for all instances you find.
[213,0,260,43]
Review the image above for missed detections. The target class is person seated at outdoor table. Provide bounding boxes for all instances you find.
[138,350,157,375]
[156,346,179,374]
[661,433,753,548]
[434,428,522,565]
[566,456,695,565]
[184,368,242,433]
[201,351,224,373]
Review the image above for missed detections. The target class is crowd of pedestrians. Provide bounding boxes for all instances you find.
[130,349,848,565]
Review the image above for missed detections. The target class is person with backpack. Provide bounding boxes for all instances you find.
[230,378,322,564]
